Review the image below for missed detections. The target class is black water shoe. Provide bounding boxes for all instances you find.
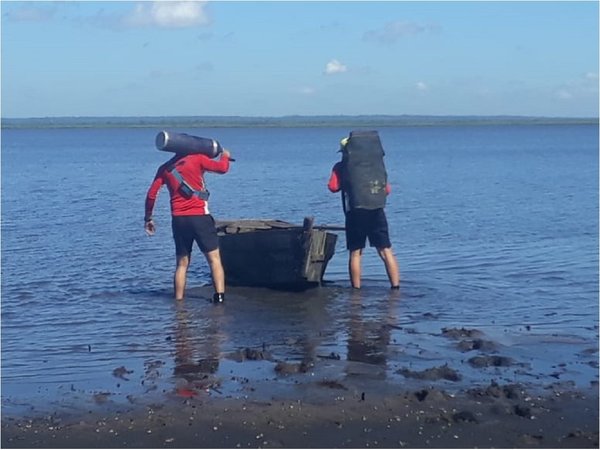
[213,293,225,304]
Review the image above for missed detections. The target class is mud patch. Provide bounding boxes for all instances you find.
[112,366,133,380]
[457,338,498,352]
[92,392,111,404]
[517,434,544,446]
[452,410,478,423]
[513,404,533,418]
[174,358,219,375]
[468,355,515,368]
[441,327,484,339]
[317,352,341,360]
[467,381,526,400]
[413,388,451,403]
[274,359,314,375]
[227,347,274,362]
[317,380,348,390]
[397,364,462,382]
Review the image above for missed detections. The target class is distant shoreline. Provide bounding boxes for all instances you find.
[2,115,598,129]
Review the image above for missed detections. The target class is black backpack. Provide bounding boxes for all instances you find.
[340,130,388,211]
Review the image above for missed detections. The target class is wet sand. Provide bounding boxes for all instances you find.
[2,381,598,448]
[2,285,598,448]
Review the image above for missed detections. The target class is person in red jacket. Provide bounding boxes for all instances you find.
[328,138,400,290]
[144,150,231,302]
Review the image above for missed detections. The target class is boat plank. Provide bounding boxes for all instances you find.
[216,219,296,234]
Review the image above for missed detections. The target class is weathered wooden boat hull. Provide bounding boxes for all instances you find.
[217,219,339,290]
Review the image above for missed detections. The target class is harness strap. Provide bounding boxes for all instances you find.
[169,167,210,201]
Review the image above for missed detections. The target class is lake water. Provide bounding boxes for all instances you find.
[1,123,598,415]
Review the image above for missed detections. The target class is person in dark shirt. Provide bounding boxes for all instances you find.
[328,137,400,289]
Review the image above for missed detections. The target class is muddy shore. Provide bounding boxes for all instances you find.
[2,380,598,448]
[2,286,598,448]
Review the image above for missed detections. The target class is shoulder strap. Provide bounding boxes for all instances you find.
[168,163,210,201]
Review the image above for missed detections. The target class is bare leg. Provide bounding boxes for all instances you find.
[174,255,190,300]
[377,247,400,288]
[349,249,363,289]
[205,248,225,294]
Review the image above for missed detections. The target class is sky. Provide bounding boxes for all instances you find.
[1,1,598,118]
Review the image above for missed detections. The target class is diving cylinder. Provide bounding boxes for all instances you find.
[155,131,223,158]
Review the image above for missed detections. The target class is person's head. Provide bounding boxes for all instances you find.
[339,136,349,152]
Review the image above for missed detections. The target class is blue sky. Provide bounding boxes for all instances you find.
[1,1,598,118]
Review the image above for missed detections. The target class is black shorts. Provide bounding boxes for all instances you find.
[172,215,219,256]
[345,208,392,251]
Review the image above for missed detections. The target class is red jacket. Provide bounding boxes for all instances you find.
[145,153,230,218]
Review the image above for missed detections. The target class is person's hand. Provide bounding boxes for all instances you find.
[222,149,231,159]
[144,219,156,236]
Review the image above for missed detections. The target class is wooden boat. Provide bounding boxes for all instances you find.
[216,217,341,290]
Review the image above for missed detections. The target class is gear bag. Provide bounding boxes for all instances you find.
[341,130,387,210]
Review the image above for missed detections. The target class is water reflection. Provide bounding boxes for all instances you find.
[346,289,400,371]
[171,301,226,397]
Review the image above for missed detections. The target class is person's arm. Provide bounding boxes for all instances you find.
[202,150,231,174]
[328,162,342,193]
[144,170,165,235]
[385,182,391,195]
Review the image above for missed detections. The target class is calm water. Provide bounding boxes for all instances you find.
[2,124,598,415]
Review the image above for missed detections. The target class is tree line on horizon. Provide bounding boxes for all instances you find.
[2,115,597,129]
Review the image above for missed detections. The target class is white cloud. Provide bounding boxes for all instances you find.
[324,59,348,75]
[364,20,440,44]
[298,86,317,95]
[556,72,599,101]
[556,89,573,100]
[416,81,428,91]
[126,1,210,28]
[5,4,58,22]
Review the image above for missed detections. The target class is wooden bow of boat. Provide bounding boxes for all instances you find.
[216,217,342,290]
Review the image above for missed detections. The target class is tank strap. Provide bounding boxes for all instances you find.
[169,167,210,201]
